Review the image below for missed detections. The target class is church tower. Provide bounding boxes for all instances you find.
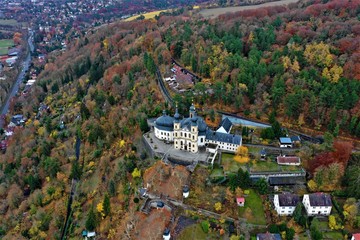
[173,104,181,150]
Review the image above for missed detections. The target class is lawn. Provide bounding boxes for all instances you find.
[0,19,21,26]
[249,160,301,173]
[316,220,344,239]
[222,153,247,173]
[177,224,218,240]
[0,39,13,48]
[125,10,168,21]
[0,39,14,56]
[238,189,266,225]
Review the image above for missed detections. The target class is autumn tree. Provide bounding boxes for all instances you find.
[234,146,249,163]
[304,42,333,67]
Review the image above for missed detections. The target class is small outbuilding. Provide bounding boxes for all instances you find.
[163,228,171,240]
[183,186,189,198]
[279,137,293,148]
[236,197,245,207]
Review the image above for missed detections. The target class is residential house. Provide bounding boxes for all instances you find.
[279,137,293,148]
[182,186,189,198]
[257,232,281,240]
[274,193,300,216]
[236,197,245,207]
[82,230,96,240]
[276,156,301,166]
[303,193,332,216]
[163,228,170,240]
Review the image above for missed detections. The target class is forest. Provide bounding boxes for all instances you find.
[0,0,359,239]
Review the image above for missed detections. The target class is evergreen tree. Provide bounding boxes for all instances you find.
[103,193,111,217]
[109,180,116,197]
[86,205,97,231]
[255,178,268,194]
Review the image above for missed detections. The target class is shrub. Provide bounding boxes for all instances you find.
[201,221,210,233]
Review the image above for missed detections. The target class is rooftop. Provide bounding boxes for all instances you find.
[352,233,360,240]
[308,193,332,207]
[205,130,241,145]
[277,193,300,206]
[276,156,301,165]
[217,117,232,133]
[257,233,281,240]
[279,137,292,144]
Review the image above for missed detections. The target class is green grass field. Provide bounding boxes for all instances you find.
[222,153,247,173]
[238,189,266,225]
[177,224,219,240]
[0,19,22,26]
[0,39,14,56]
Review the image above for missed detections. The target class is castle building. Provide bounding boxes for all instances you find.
[154,104,242,153]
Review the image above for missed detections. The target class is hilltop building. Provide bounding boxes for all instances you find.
[153,104,242,153]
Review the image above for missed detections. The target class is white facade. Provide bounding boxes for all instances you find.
[273,195,296,216]
[154,104,241,154]
[303,194,332,216]
[154,128,174,142]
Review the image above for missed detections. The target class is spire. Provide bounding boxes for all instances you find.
[174,102,180,120]
[163,109,166,116]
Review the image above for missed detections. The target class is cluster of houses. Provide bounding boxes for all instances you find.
[274,192,332,216]
[164,61,198,93]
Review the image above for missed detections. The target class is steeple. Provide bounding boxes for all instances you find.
[174,102,180,121]
[189,100,196,118]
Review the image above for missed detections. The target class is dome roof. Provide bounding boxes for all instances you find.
[174,108,180,120]
[198,119,207,132]
[155,115,174,127]
[189,103,195,111]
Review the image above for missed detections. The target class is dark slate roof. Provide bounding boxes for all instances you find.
[278,194,300,207]
[279,137,292,144]
[157,201,165,208]
[163,229,170,236]
[205,130,241,145]
[290,136,301,142]
[183,186,189,193]
[257,233,281,240]
[309,193,332,207]
[218,117,232,133]
[154,111,174,131]
[269,176,305,185]
[180,115,207,132]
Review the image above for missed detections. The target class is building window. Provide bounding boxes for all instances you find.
[201,138,203,143]
[192,136,195,140]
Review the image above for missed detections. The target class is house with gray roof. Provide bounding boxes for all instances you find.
[274,193,300,216]
[303,193,332,216]
[153,103,242,154]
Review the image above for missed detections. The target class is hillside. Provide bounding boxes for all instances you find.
[0,0,359,239]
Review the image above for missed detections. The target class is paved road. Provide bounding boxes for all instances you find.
[0,30,34,128]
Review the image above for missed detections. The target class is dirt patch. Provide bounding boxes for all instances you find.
[134,209,172,239]
[143,161,190,200]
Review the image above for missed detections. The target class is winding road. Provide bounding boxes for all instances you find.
[0,29,34,128]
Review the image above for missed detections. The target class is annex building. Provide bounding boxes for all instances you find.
[153,104,242,154]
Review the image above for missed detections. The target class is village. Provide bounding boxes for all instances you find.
[131,100,357,240]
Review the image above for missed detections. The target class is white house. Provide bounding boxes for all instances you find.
[274,194,300,216]
[163,229,170,240]
[303,193,332,216]
[279,137,293,148]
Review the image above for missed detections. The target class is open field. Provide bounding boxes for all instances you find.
[125,10,168,21]
[199,0,299,18]
[0,19,24,26]
[177,224,219,240]
[0,39,14,56]
[222,152,247,173]
[238,189,266,225]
